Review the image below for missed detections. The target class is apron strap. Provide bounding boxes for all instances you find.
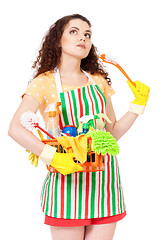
[81,69,96,85]
[54,68,96,97]
[54,68,63,100]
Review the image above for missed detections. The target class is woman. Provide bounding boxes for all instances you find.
[8,14,150,240]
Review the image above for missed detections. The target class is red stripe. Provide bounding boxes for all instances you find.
[60,175,65,218]
[74,173,77,219]
[50,174,55,216]
[107,155,111,215]
[77,88,83,118]
[94,86,104,113]
[67,91,74,125]
[86,86,96,126]
[121,185,125,212]
[115,156,120,214]
[85,172,90,218]
[42,180,49,213]
[59,114,63,130]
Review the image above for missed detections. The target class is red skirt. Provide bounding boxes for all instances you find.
[45,211,126,227]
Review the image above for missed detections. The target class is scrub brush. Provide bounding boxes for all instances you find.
[20,111,55,139]
[99,54,136,87]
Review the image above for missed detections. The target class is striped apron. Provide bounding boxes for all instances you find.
[41,69,126,219]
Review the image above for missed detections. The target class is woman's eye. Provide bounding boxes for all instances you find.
[84,33,91,38]
[70,30,77,34]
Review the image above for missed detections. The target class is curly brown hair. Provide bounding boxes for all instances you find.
[32,14,111,85]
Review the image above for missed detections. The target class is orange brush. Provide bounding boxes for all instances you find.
[99,54,136,87]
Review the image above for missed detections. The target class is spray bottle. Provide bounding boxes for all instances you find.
[44,102,61,139]
[78,115,99,135]
[78,113,112,133]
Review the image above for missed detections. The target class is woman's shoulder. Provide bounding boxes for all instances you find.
[89,73,115,97]
[34,71,54,81]
[89,73,108,84]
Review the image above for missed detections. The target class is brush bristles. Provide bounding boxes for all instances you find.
[20,111,40,131]
[104,54,117,65]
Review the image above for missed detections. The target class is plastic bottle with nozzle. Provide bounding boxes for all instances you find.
[78,115,99,135]
[44,102,61,139]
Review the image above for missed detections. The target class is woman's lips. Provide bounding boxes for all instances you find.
[76,44,86,49]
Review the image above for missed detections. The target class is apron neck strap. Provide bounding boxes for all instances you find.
[54,68,96,98]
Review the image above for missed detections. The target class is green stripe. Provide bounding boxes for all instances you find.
[66,174,72,218]
[95,85,107,108]
[71,90,79,127]
[82,87,89,115]
[45,172,52,215]
[60,92,69,125]
[41,174,49,208]
[117,159,123,213]
[89,85,100,113]
[78,172,83,219]
[54,173,59,217]
[101,169,105,217]
[90,172,96,218]
[111,156,116,215]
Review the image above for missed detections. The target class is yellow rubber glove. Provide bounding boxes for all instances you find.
[40,144,83,175]
[26,129,45,167]
[127,80,150,114]
[50,152,83,175]
[26,150,38,167]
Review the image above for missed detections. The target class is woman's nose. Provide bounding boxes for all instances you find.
[79,34,85,41]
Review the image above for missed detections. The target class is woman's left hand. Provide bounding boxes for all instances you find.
[127,80,150,106]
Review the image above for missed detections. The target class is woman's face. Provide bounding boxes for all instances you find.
[60,19,92,60]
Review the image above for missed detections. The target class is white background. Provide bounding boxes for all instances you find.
[1,0,165,239]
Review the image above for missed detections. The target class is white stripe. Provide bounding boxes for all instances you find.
[88,172,93,218]
[104,155,108,216]
[76,173,80,219]
[94,171,99,218]
[68,91,77,125]
[98,171,103,218]
[57,173,61,218]
[70,173,76,219]
[63,176,68,218]
[74,89,81,122]
[81,172,86,219]
[113,156,118,214]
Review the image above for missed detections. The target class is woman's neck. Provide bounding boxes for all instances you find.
[58,54,88,86]
[58,54,82,77]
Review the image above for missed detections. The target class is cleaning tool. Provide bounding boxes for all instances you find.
[62,125,77,137]
[86,130,119,156]
[44,102,61,138]
[44,138,105,173]
[20,111,55,139]
[95,113,112,130]
[99,54,150,114]
[79,113,112,131]
[99,53,136,87]
[78,114,99,134]
[57,135,87,163]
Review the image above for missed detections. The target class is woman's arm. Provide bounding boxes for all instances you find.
[8,95,45,156]
[105,97,138,141]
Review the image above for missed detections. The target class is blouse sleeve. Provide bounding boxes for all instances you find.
[21,75,46,104]
[103,79,115,98]
[93,75,115,98]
